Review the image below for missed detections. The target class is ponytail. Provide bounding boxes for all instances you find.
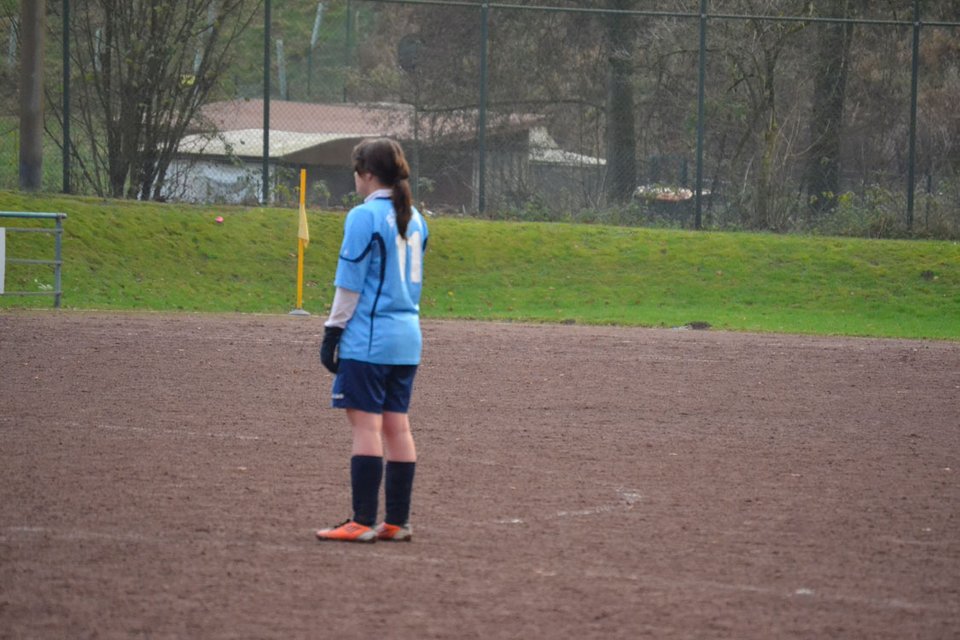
[392,180,413,239]
[352,138,415,238]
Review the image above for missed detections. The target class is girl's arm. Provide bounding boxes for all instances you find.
[324,287,361,328]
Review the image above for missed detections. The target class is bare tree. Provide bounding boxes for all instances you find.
[330,0,958,230]
[705,1,810,229]
[604,0,638,204]
[804,0,859,217]
[18,0,43,191]
[60,0,261,199]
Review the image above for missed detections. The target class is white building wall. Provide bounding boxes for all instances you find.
[163,159,271,205]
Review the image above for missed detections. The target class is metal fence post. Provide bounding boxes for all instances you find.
[262,0,271,205]
[345,0,353,102]
[0,212,67,308]
[477,1,489,214]
[694,0,708,230]
[54,214,63,307]
[906,0,921,232]
[62,0,70,194]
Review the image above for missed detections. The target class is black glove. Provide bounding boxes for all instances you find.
[320,326,344,374]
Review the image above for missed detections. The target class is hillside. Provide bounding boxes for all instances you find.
[1,191,958,340]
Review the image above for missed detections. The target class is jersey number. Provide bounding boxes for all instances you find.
[395,231,423,284]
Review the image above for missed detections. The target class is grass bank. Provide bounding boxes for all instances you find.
[1,191,958,340]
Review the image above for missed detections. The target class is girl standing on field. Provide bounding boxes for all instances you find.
[316,138,428,543]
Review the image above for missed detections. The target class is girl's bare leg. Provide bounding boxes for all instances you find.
[382,411,416,462]
[347,409,383,457]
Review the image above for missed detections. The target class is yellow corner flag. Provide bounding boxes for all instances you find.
[298,169,309,247]
[291,168,311,316]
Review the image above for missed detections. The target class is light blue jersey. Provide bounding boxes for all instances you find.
[335,197,428,365]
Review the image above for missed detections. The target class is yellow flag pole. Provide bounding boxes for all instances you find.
[290,168,310,317]
[296,237,305,308]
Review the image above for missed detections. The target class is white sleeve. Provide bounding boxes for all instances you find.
[324,287,360,328]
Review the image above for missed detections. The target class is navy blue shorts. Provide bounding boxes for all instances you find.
[332,359,419,414]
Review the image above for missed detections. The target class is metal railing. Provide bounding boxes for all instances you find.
[5,1,960,236]
[0,211,66,308]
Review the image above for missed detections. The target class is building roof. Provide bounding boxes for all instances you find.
[179,99,603,167]
[178,100,416,164]
[196,99,416,137]
[177,129,373,166]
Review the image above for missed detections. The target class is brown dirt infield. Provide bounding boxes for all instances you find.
[1,311,958,639]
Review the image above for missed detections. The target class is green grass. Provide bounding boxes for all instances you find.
[1,190,958,340]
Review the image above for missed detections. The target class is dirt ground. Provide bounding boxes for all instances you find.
[1,311,958,639]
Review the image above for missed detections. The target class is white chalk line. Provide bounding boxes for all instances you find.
[580,567,952,615]
[4,526,156,545]
[8,426,953,617]
[4,525,947,615]
[1,525,441,567]
[96,422,265,442]
[6,420,261,444]
[5,420,320,448]
[457,489,956,616]
[880,535,956,548]
[491,488,642,525]
[80,422,313,448]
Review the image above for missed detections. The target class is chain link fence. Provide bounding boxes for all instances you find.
[2,1,959,237]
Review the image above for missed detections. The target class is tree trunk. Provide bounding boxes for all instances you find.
[605,0,637,204]
[18,0,44,191]
[755,49,779,229]
[804,0,857,217]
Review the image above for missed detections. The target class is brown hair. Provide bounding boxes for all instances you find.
[352,138,414,238]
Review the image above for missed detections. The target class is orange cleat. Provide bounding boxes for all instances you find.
[375,522,413,541]
[315,520,377,543]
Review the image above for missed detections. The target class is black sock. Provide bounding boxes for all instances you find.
[385,461,416,526]
[350,455,383,527]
